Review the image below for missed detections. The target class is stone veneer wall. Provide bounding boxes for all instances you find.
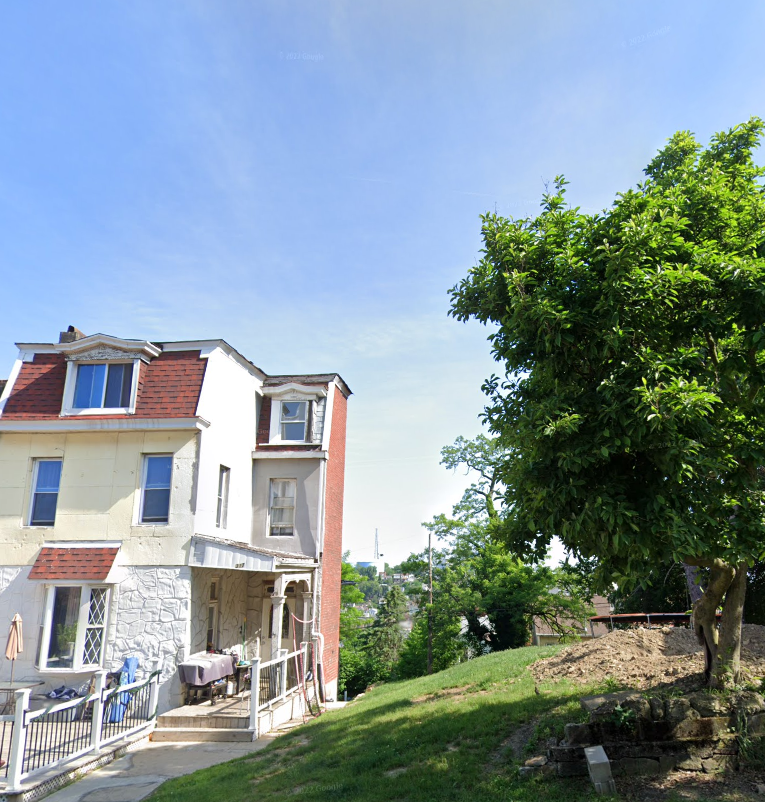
[0,566,42,682]
[109,566,191,712]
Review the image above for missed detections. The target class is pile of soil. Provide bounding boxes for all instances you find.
[530,624,765,690]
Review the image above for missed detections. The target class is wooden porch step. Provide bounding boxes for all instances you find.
[151,727,255,743]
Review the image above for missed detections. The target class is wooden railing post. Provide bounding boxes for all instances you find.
[90,670,109,751]
[7,688,30,791]
[248,658,261,737]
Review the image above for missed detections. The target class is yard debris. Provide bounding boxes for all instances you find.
[530,624,765,690]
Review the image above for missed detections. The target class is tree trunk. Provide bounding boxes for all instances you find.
[712,562,747,688]
[692,560,734,684]
[683,563,704,604]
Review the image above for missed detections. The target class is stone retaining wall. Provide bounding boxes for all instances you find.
[530,690,765,778]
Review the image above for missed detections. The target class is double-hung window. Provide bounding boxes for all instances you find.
[140,455,172,524]
[216,466,230,528]
[38,585,110,670]
[280,402,308,441]
[30,459,62,526]
[72,363,134,410]
[269,479,296,536]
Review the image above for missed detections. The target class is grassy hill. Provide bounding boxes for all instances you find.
[147,646,611,802]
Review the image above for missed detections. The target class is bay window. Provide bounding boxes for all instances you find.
[38,585,110,671]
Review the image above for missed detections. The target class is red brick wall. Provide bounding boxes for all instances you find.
[2,350,207,419]
[319,385,348,686]
[256,396,272,444]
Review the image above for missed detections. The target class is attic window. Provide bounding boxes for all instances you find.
[280,402,308,441]
[74,364,134,408]
[62,360,139,415]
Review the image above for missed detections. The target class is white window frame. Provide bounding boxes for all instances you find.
[268,399,313,443]
[61,359,140,416]
[216,466,230,529]
[268,478,297,537]
[28,458,63,527]
[138,454,173,525]
[37,584,111,672]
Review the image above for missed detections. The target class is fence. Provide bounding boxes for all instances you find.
[2,670,160,792]
[248,645,307,737]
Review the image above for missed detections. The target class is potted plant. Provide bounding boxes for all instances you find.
[56,623,78,658]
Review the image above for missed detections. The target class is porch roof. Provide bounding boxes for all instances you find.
[29,543,121,581]
[189,534,317,573]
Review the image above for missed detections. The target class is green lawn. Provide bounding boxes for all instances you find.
[148,647,612,802]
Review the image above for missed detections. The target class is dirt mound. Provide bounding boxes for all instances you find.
[530,624,765,690]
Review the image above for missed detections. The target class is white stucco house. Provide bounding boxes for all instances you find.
[0,326,350,712]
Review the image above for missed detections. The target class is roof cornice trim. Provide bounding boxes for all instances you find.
[0,416,210,433]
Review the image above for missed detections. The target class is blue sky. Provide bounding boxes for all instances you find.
[1,1,764,564]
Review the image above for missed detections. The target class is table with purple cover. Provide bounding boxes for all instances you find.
[178,654,236,686]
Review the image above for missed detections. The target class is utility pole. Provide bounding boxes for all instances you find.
[427,528,433,675]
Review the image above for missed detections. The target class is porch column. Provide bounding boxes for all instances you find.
[299,591,313,644]
[270,594,286,659]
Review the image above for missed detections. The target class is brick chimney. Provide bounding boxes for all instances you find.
[58,326,86,344]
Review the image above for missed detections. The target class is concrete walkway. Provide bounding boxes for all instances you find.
[40,734,279,802]
[40,704,347,802]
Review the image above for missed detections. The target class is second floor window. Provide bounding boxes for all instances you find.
[269,479,296,536]
[30,459,62,526]
[216,466,230,528]
[141,455,172,524]
[73,363,134,409]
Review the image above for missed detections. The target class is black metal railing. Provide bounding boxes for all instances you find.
[1,717,13,779]
[22,697,93,775]
[100,674,156,744]
[259,661,282,706]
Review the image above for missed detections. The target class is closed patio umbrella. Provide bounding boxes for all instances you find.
[5,614,23,684]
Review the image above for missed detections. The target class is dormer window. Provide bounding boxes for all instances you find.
[263,383,328,445]
[280,401,307,441]
[73,363,134,409]
[55,333,160,417]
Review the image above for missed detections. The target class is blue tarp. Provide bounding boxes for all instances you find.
[107,657,139,723]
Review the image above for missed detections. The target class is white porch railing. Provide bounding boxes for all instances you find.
[1,670,160,792]
[248,644,308,738]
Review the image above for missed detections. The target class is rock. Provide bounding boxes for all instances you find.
[619,757,660,776]
[564,723,593,746]
[665,698,699,724]
[581,691,638,713]
[524,755,548,767]
[672,715,732,740]
[649,697,664,721]
[621,696,651,721]
[687,691,729,717]
[556,761,589,777]
[749,712,765,736]
[702,756,725,773]
[755,783,765,794]
[732,691,765,716]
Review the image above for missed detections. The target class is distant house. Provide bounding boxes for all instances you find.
[531,595,612,646]
[0,326,351,710]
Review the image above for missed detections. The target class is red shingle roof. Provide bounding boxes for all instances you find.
[29,546,120,581]
[2,350,207,420]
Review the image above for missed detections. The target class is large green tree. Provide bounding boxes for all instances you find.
[450,119,765,687]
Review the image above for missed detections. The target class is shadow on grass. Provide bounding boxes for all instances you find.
[148,683,597,802]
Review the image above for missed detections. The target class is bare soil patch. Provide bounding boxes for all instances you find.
[530,624,765,690]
